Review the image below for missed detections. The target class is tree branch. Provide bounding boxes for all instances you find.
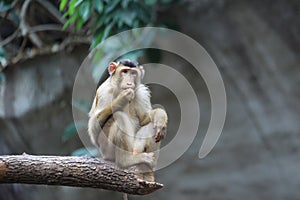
[20,0,43,48]
[28,24,64,33]
[0,28,20,46]
[35,0,66,24]
[0,154,163,195]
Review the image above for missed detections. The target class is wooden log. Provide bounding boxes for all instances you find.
[0,154,163,195]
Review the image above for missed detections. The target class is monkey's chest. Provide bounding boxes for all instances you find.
[103,107,140,135]
[128,105,140,129]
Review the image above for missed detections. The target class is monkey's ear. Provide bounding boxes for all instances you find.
[139,66,145,79]
[108,62,117,75]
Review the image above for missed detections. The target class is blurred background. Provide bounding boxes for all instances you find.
[0,0,300,199]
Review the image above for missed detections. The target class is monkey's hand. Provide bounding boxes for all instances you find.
[123,88,135,101]
[113,89,135,111]
[151,108,168,143]
[118,88,135,102]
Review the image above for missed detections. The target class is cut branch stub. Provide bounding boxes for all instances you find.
[0,154,163,195]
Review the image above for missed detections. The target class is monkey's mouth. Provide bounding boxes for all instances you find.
[121,87,134,90]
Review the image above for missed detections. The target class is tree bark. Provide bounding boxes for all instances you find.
[0,154,163,195]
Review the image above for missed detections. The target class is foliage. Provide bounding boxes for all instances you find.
[59,0,179,48]
[62,120,87,142]
[59,0,179,155]
[0,0,179,68]
[0,47,8,68]
[71,147,99,157]
[0,0,14,12]
[1,0,180,156]
[90,31,158,85]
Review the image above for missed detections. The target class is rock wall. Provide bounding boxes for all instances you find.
[1,0,300,200]
[0,46,89,199]
[152,0,300,199]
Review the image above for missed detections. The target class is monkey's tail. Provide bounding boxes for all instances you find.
[123,193,128,200]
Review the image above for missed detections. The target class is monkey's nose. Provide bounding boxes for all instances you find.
[126,83,135,89]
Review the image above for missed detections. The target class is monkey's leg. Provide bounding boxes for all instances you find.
[97,129,116,161]
[88,104,116,146]
[88,114,102,146]
[113,111,155,169]
[115,146,155,169]
[133,123,161,182]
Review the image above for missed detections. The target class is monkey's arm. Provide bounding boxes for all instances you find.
[88,105,115,147]
[88,90,132,146]
[137,108,168,142]
[96,89,134,127]
[151,108,168,142]
[139,113,151,127]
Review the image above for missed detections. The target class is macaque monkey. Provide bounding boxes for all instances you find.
[88,60,168,182]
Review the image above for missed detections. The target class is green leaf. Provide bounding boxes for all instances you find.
[62,120,87,142]
[95,14,106,29]
[59,0,68,11]
[63,18,71,29]
[63,11,79,29]
[161,0,175,3]
[121,0,130,8]
[0,72,6,84]
[105,0,120,14]
[118,50,144,62]
[93,48,103,63]
[68,0,77,15]
[0,47,7,67]
[4,0,14,4]
[117,19,123,28]
[93,0,104,14]
[0,1,13,12]
[79,1,91,21]
[71,147,99,157]
[74,0,84,7]
[72,99,91,113]
[102,22,114,41]
[91,31,104,49]
[0,47,6,58]
[62,12,69,19]
[145,0,157,5]
[130,2,151,23]
[120,10,136,26]
[10,10,20,24]
[132,19,139,28]
[76,17,84,31]
[104,12,114,24]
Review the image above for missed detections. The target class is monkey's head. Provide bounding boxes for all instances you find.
[108,59,145,92]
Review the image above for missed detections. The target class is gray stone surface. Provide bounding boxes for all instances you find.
[1,0,300,200]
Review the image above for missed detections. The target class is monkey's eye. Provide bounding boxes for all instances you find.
[131,70,137,76]
[121,69,129,74]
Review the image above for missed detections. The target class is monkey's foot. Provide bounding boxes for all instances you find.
[129,164,155,182]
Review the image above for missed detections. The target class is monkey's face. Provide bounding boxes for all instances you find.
[118,67,140,90]
[109,62,144,92]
